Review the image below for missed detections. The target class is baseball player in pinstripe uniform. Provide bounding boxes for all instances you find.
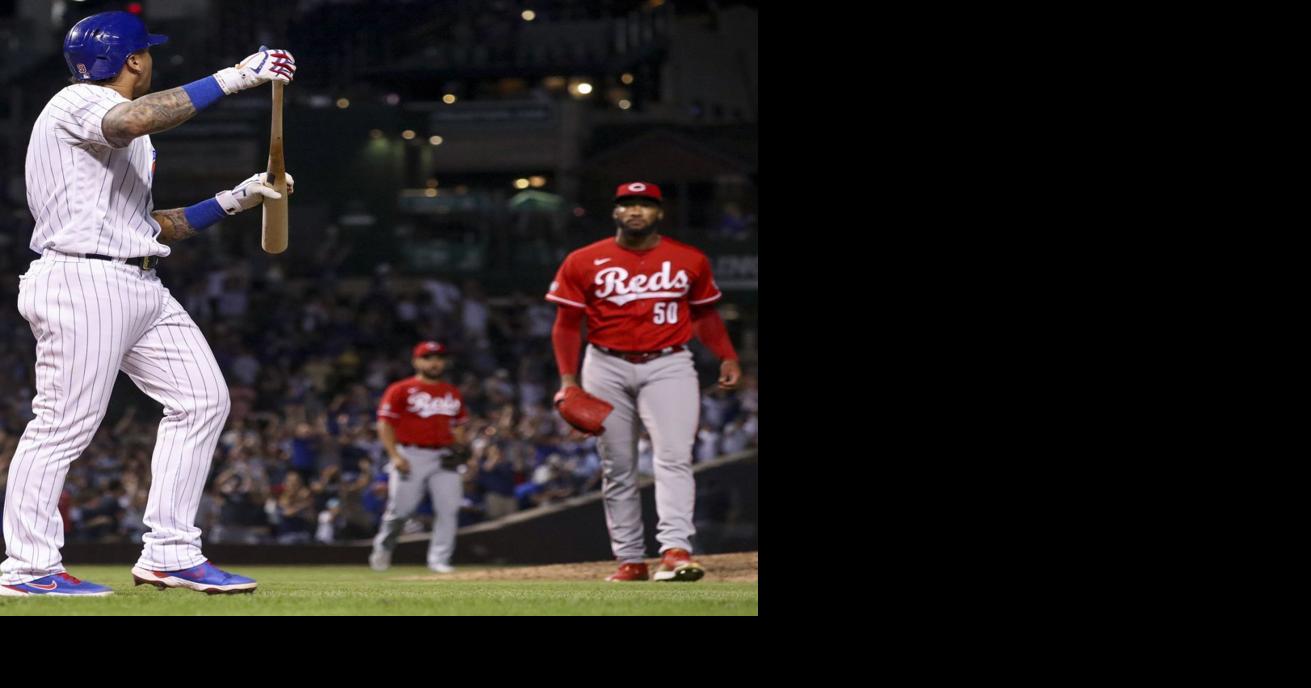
[0,12,296,597]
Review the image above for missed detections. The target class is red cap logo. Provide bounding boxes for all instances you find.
[412,341,446,358]
[614,182,662,202]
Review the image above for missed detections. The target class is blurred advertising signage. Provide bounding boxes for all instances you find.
[397,192,489,214]
[430,103,555,127]
[406,242,485,272]
[712,254,757,291]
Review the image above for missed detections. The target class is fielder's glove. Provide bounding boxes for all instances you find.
[213,47,297,95]
[554,387,613,436]
[216,171,295,215]
[441,445,472,470]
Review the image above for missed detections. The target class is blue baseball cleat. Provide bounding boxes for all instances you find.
[0,572,114,597]
[130,560,257,594]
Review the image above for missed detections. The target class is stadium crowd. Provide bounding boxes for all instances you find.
[0,240,758,546]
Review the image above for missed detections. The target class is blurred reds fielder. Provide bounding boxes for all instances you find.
[548,182,741,582]
[1,11,295,597]
[369,341,470,574]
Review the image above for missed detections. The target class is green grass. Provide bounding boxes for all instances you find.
[0,565,758,616]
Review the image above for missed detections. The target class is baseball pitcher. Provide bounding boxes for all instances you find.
[548,182,741,582]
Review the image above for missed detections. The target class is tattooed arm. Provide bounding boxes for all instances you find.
[152,208,199,244]
[102,87,198,148]
[98,47,297,148]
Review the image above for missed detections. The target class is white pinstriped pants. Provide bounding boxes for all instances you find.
[1,254,230,584]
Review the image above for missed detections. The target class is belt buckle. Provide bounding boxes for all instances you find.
[140,256,157,270]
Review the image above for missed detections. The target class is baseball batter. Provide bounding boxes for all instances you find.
[547,182,741,582]
[369,341,470,574]
[0,12,296,597]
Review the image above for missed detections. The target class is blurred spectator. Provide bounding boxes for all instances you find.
[701,387,741,430]
[721,418,752,455]
[525,454,576,507]
[316,498,341,544]
[476,443,519,520]
[289,422,322,480]
[276,472,315,544]
[713,202,756,241]
[213,456,270,544]
[74,480,125,542]
[695,424,721,462]
[422,278,462,317]
[229,347,262,387]
[461,281,490,344]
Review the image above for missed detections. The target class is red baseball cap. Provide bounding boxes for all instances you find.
[614,181,662,203]
[412,341,447,358]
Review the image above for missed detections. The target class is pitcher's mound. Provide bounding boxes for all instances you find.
[403,551,758,583]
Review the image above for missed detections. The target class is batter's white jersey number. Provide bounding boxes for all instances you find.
[653,302,679,324]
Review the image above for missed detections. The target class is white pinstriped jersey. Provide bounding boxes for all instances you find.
[25,84,169,260]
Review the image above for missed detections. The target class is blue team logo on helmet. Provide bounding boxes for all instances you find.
[63,11,169,82]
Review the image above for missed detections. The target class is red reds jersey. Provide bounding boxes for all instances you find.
[376,377,468,446]
[546,237,722,351]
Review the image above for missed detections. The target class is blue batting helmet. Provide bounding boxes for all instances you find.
[63,11,169,82]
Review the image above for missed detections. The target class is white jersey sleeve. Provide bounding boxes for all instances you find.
[48,84,129,149]
[25,84,169,259]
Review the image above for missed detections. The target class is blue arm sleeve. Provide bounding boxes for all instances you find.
[183,197,226,230]
[180,76,225,112]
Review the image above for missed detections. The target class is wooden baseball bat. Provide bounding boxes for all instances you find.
[261,81,289,254]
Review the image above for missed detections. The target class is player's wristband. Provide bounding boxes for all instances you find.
[181,76,225,112]
[183,198,226,230]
